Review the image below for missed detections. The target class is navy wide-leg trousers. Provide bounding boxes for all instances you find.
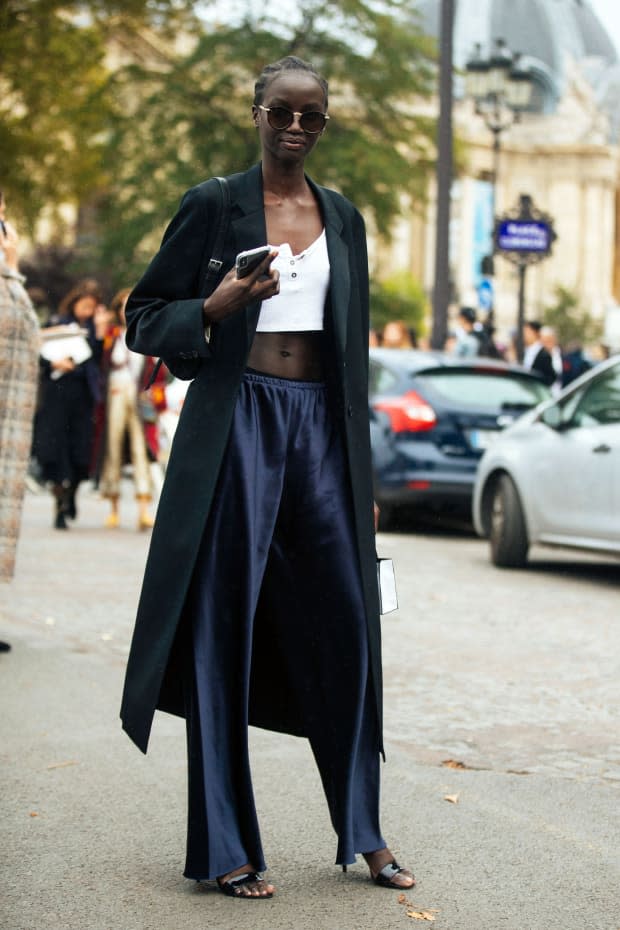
[183,371,385,881]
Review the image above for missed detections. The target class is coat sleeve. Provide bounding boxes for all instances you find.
[124,181,220,361]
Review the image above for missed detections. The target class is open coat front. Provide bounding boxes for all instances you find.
[120,163,382,755]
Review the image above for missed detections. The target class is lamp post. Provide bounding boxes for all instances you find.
[465,39,535,318]
[431,0,455,350]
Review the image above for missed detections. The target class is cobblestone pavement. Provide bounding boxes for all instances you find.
[3,484,618,784]
[1,484,619,930]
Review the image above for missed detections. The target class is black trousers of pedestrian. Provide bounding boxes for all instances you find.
[183,371,385,881]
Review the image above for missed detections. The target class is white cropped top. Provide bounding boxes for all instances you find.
[256,229,330,332]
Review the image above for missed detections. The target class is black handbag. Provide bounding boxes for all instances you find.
[147,176,231,386]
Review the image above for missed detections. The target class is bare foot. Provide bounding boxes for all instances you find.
[363,848,416,888]
[217,863,275,898]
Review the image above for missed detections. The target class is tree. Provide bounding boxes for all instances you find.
[2,1,437,289]
[0,0,198,234]
[98,0,438,284]
[543,285,603,348]
[370,270,429,338]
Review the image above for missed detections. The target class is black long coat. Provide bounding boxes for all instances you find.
[33,320,103,485]
[120,163,382,755]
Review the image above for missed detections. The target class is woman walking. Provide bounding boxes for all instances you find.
[99,288,154,530]
[34,282,107,528]
[120,56,414,899]
[0,193,39,584]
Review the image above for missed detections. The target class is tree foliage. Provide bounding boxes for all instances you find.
[0,0,197,232]
[1,1,106,230]
[543,284,603,348]
[101,0,437,283]
[2,0,437,290]
[370,270,428,336]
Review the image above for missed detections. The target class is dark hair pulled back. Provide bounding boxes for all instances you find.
[253,56,328,108]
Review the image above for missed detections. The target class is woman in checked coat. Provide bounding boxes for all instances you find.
[120,56,415,899]
[0,193,39,584]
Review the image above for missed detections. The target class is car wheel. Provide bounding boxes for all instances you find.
[489,474,529,568]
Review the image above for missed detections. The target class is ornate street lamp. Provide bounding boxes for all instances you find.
[465,39,535,300]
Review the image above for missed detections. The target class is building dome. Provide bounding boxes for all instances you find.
[417,0,618,116]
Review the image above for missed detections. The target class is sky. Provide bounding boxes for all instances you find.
[589,0,620,56]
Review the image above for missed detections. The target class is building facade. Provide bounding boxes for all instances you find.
[382,0,620,347]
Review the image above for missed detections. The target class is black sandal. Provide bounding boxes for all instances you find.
[217,871,273,899]
[372,860,416,889]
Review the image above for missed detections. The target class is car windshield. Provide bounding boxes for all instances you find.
[414,369,550,410]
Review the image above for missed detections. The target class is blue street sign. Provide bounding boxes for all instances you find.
[496,219,553,254]
[477,278,494,311]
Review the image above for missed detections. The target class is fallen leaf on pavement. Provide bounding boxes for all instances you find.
[29,812,39,817]
[406,908,439,921]
[444,793,459,804]
[47,760,79,770]
[398,895,439,921]
[441,759,469,769]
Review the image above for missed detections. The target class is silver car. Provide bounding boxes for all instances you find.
[472,355,620,566]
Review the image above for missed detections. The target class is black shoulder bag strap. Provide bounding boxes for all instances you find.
[198,175,231,295]
[146,176,231,388]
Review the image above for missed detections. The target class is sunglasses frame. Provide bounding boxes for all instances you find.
[258,104,329,134]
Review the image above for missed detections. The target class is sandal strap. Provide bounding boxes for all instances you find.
[377,860,403,880]
[226,871,264,888]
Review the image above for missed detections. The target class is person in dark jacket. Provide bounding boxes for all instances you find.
[522,319,555,386]
[33,281,107,528]
[120,56,415,900]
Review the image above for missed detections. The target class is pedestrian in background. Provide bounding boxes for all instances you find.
[561,341,592,386]
[33,281,108,528]
[452,306,480,357]
[99,288,155,530]
[382,319,417,348]
[120,55,415,900]
[522,320,555,386]
[540,325,564,395]
[0,191,40,648]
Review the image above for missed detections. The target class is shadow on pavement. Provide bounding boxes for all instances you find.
[382,507,477,538]
[524,556,620,586]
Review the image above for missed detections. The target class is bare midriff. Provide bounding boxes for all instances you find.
[247,331,324,381]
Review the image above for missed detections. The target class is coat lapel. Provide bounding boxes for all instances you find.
[228,165,268,348]
[310,179,350,357]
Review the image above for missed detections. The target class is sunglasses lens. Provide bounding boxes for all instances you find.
[264,107,327,133]
[267,107,294,130]
[300,112,326,133]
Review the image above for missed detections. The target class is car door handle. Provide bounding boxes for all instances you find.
[592,444,611,453]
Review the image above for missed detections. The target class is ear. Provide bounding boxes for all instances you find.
[251,105,259,128]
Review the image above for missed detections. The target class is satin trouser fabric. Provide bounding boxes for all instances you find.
[183,371,384,881]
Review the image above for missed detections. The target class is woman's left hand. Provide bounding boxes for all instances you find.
[373,501,380,533]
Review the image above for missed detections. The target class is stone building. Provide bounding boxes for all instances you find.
[379,0,620,348]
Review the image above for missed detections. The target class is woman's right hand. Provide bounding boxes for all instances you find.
[1,220,20,272]
[202,251,279,325]
[52,357,76,373]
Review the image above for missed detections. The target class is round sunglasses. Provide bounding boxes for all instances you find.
[258,105,329,134]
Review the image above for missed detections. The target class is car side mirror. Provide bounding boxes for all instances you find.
[540,405,565,430]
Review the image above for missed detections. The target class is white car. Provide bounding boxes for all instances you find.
[472,356,620,566]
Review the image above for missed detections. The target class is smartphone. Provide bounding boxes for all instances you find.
[235,246,271,278]
[0,220,6,236]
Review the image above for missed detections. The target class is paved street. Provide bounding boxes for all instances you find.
[1,484,619,930]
